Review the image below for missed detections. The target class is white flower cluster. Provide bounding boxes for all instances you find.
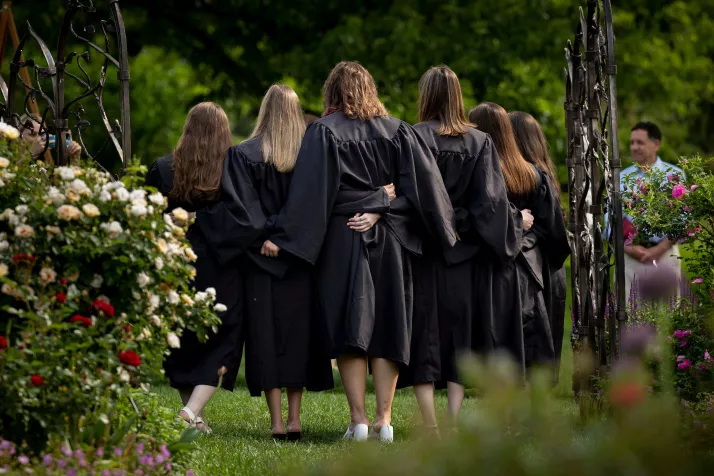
[0,121,20,140]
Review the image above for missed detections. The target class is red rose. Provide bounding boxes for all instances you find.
[91,299,115,317]
[56,293,67,303]
[0,335,7,350]
[119,350,141,367]
[69,315,93,328]
[124,325,132,332]
[30,375,44,386]
[59,278,68,285]
[12,253,35,264]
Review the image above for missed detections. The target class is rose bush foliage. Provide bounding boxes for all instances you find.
[0,128,222,450]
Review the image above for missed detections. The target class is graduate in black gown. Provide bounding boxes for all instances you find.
[395,66,527,431]
[260,62,457,442]
[227,84,333,440]
[469,103,569,376]
[146,102,252,434]
[509,111,568,384]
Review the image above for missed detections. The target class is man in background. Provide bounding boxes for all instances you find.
[621,122,682,297]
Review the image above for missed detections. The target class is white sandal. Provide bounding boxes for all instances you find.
[368,425,394,443]
[178,407,212,434]
[343,423,369,442]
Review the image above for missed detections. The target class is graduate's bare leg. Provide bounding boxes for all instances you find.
[337,355,369,429]
[286,388,303,432]
[413,383,438,427]
[371,357,398,431]
[446,381,465,420]
[265,388,285,434]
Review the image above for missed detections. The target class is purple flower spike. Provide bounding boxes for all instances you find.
[96,448,104,457]
[165,463,172,472]
[43,454,52,466]
[57,460,67,468]
[114,448,123,457]
[18,456,29,465]
[61,446,72,458]
[135,443,144,456]
[160,445,170,459]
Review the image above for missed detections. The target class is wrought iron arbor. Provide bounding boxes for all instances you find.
[0,0,130,170]
[565,0,626,392]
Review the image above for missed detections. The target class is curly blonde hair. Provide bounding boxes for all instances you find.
[323,61,388,121]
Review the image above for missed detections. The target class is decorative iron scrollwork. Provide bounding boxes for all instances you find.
[565,0,626,391]
[0,0,130,171]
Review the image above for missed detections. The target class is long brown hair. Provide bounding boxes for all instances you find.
[418,65,473,136]
[250,84,305,173]
[468,102,537,196]
[323,61,388,121]
[170,102,232,205]
[509,111,560,195]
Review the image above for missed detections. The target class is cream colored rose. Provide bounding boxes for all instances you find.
[0,263,8,277]
[149,314,162,327]
[136,272,151,288]
[154,257,164,270]
[56,166,75,181]
[15,224,34,238]
[82,204,100,218]
[167,332,181,349]
[149,192,165,206]
[167,291,180,305]
[40,267,57,284]
[57,205,82,221]
[214,303,227,313]
[171,207,189,227]
[184,247,198,262]
[0,157,10,168]
[66,189,81,203]
[180,294,194,306]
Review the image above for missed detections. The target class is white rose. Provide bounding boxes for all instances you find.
[48,187,65,205]
[195,291,208,302]
[100,221,123,238]
[56,166,75,181]
[163,214,174,228]
[14,224,34,238]
[99,190,112,202]
[115,188,130,202]
[136,272,151,288]
[167,291,179,305]
[149,192,165,206]
[0,240,8,252]
[154,257,164,270]
[8,214,19,227]
[206,287,217,298]
[0,209,12,220]
[14,205,28,215]
[156,239,168,255]
[57,205,82,221]
[0,122,20,139]
[0,263,8,277]
[184,247,198,262]
[214,303,227,313]
[130,204,148,217]
[140,327,152,340]
[149,314,162,327]
[67,284,80,299]
[0,157,9,168]
[171,208,189,226]
[130,189,146,202]
[167,332,181,349]
[117,367,130,383]
[148,294,160,311]
[40,267,57,284]
[102,182,122,192]
[82,204,100,218]
[70,179,91,195]
[91,274,103,288]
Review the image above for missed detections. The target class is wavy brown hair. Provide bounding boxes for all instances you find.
[509,111,560,195]
[468,102,537,196]
[170,102,232,205]
[418,65,473,136]
[250,84,305,173]
[323,61,388,120]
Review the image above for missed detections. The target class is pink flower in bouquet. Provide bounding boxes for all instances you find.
[693,278,704,285]
[690,184,699,192]
[672,184,687,199]
[673,330,692,340]
[678,359,692,370]
[667,173,674,181]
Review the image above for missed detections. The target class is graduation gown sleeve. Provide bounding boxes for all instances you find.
[394,123,457,249]
[196,147,267,265]
[269,123,341,265]
[530,169,570,269]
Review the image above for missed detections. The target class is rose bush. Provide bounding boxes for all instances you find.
[0,126,222,451]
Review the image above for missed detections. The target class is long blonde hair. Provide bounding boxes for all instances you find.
[323,61,388,121]
[508,111,560,195]
[170,102,232,205]
[418,65,473,136]
[250,84,305,173]
[468,102,537,196]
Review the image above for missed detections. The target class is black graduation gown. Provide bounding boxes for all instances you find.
[225,138,333,397]
[507,167,570,375]
[398,122,524,387]
[268,112,457,365]
[146,155,246,392]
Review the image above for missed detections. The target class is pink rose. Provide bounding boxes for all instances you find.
[672,184,687,199]
[673,330,692,339]
[693,278,704,285]
[667,174,674,181]
[678,359,692,371]
[690,184,699,192]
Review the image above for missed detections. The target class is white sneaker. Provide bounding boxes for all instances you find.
[368,425,394,442]
[343,423,369,442]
